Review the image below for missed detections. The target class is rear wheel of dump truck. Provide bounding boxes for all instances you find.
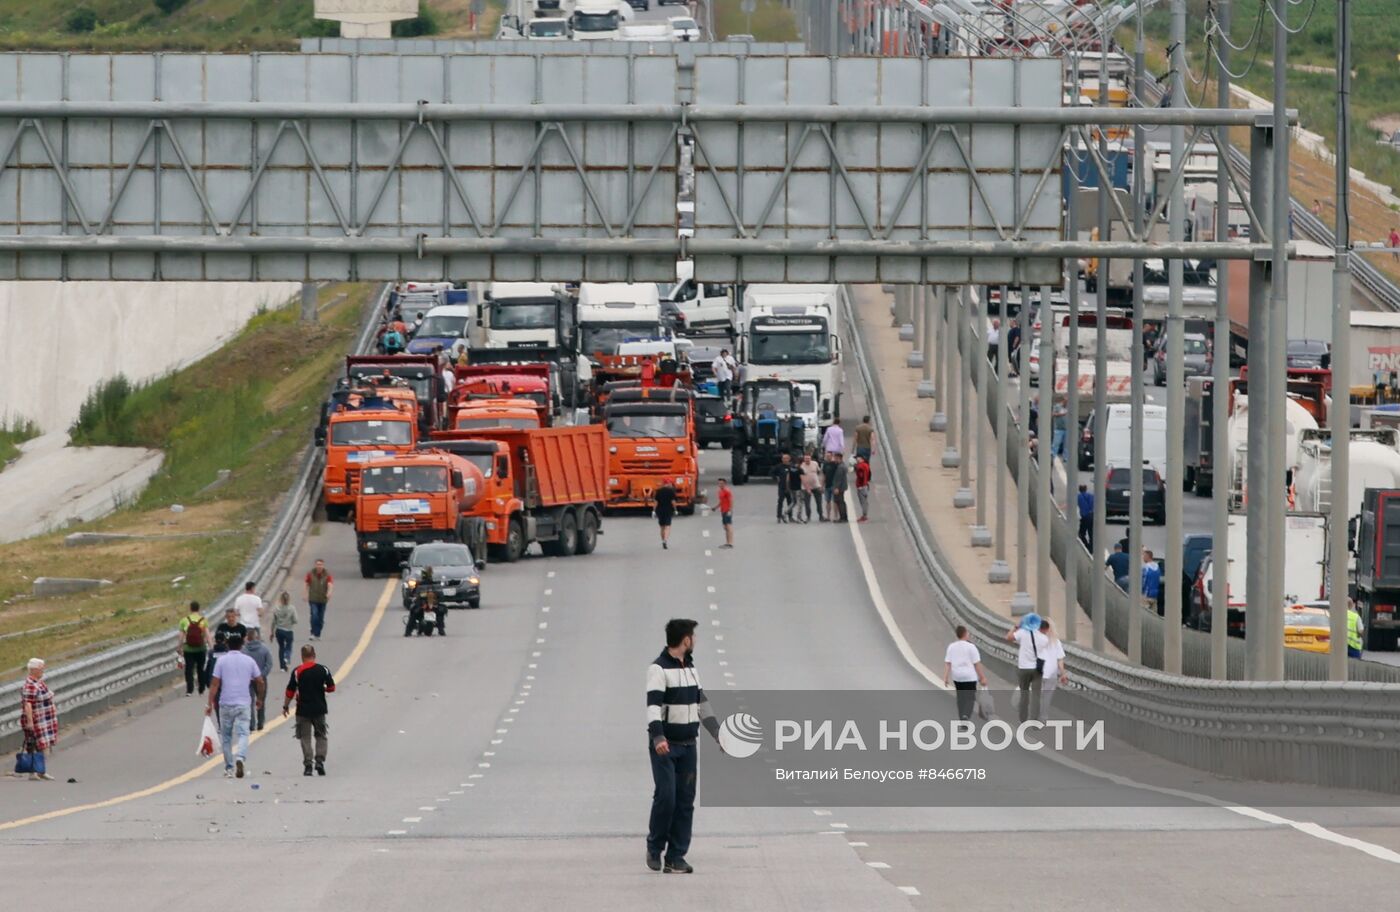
[577,509,599,555]
[504,516,526,563]
[326,503,350,523]
[545,510,579,557]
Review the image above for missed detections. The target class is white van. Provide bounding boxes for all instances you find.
[1102,403,1168,482]
[661,260,733,335]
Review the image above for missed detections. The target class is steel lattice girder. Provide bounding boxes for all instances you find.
[0,52,1279,283]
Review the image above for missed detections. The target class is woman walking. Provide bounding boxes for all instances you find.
[799,453,822,523]
[942,626,988,722]
[20,658,58,781]
[654,482,677,550]
[1038,619,1069,722]
[271,592,299,672]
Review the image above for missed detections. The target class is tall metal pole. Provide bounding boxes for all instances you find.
[1013,285,1035,614]
[990,284,1012,584]
[1329,0,1353,681]
[908,285,925,367]
[942,288,961,466]
[955,286,975,507]
[1246,118,1273,681]
[932,287,950,433]
[973,286,992,546]
[1163,0,1187,673]
[1128,6,1147,665]
[1211,0,1233,679]
[1036,284,1055,620]
[918,284,937,399]
[1263,0,1290,681]
[1065,132,1082,643]
[1091,35,1111,653]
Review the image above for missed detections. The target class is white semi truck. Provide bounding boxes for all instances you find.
[740,284,845,430]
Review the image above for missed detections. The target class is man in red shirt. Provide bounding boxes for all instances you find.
[854,456,872,523]
[640,355,657,389]
[716,478,734,548]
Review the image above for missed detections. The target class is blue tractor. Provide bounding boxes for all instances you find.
[729,379,806,485]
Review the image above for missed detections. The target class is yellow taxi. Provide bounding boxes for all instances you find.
[1283,603,1334,654]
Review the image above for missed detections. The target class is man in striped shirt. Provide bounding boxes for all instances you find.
[646,618,722,874]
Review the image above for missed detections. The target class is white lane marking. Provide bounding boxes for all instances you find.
[819,830,845,835]
[508,708,519,713]
[544,588,553,596]
[536,638,546,644]
[844,490,1400,866]
[705,568,715,576]
[521,684,532,690]
[525,676,535,681]
[435,798,451,802]
[866,862,891,870]
[387,829,407,836]
[830,822,849,829]
[419,807,436,812]
[716,648,726,654]
[813,809,832,816]
[705,549,713,557]
[848,841,869,847]
[402,817,422,823]
[491,739,503,745]
[449,790,464,795]
[514,700,526,705]
[547,571,556,578]
[478,762,491,768]
[898,887,921,896]
[706,586,716,593]
[541,606,551,613]
[711,619,721,627]
[725,681,736,686]
[469,774,484,779]
[718,661,729,666]
[496,729,508,734]
[723,672,734,678]
[463,783,475,788]
[709,603,719,610]
[528,663,537,669]
[484,752,496,757]
[714,634,724,641]
[531,651,541,657]
[538,622,548,629]
[702,530,711,537]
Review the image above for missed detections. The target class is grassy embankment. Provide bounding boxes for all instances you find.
[713,0,798,42]
[0,417,40,470]
[0,284,373,675]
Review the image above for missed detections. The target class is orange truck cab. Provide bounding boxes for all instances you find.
[353,450,487,577]
[602,398,698,513]
[452,398,545,431]
[323,398,419,521]
[426,425,607,562]
[452,363,556,423]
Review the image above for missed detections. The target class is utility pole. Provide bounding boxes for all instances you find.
[1091,30,1111,654]
[990,284,1012,585]
[955,286,974,508]
[1036,284,1055,621]
[1211,0,1232,679]
[1329,0,1353,681]
[1012,285,1034,615]
[1163,0,1187,673]
[1128,4,1146,664]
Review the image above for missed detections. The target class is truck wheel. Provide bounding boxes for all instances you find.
[547,511,579,557]
[731,450,748,485]
[326,503,349,523]
[1194,475,1212,498]
[577,510,599,554]
[359,554,376,579]
[505,517,526,563]
[1366,625,1399,651]
[1183,467,1195,493]
[678,502,696,517]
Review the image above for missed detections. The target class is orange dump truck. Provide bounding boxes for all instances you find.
[452,398,544,431]
[323,397,419,521]
[451,363,556,424]
[602,390,698,513]
[426,425,608,562]
[353,450,487,577]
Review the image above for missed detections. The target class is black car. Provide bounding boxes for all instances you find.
[1180,533,1213,624]
[1103,466,1166,525]
[1286,338,1331,370]
[401,542,482,610]
[625,0,650,8]
[695,392,733,449]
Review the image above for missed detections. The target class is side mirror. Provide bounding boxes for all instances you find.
[451,470,465,489]
[1348,516,1358,554]
[314,428,326,447]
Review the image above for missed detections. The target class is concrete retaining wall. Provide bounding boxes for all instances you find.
[0,281,300,432]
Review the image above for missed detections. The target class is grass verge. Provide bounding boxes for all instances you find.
[0,283,373,675]
[0,417,40,471]
[713,0,797,41]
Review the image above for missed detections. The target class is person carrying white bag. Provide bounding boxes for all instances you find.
[196,715,221,758]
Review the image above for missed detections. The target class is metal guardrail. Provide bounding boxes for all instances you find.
[0,284,388,741]
[843,290,1400,794]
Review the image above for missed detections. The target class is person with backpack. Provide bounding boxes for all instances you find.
[177,601,210,696]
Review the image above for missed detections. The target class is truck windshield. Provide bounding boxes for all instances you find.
[460,453,494,479]
[330,420,413,446]
[749,329,831,364]
[573,10,619,31]
[529,19,568,36]
[361,465,449,494]
[607,413,688,438]
[491,300,557,329]
[416,315,470,338]
[581,323,661,356]
[455,416,541,430]
[795,388,817,413]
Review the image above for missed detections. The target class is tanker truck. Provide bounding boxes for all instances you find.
[1293,429,1400,520]
[354,450,488,577]
[1226,393,1320,509]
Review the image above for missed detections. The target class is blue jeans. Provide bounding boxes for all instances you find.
[309,602,327,637]
[647,739,698,862]
[1052,427,1066,459]
[219,703,252,770]
[275,629,294,670]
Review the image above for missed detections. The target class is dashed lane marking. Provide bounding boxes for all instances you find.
[866,862,891,870]
[0,577,398,833]
[898,887,921,896]
[403,817,423,823]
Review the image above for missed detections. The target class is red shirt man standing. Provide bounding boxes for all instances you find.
[716,478,734,549]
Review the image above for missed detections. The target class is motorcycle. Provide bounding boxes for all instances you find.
[404,587,446,637]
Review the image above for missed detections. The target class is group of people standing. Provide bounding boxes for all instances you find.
[771,416,876,525]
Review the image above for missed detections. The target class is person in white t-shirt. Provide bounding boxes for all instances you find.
[233,581,266,635]
[941,625,988,722]
[1005,616,1050,724]
[1038,619,1069,722]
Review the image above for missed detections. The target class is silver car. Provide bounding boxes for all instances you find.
[1153,332,1211,385]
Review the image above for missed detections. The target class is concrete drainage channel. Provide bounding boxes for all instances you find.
[0,283,388,750]
[842,289,1400,795]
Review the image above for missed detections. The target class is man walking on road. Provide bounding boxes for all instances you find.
[853,415,875,463]
[716,478,734,548]
[271,592,299,671]
[177,601,209,696]
[284,644,336,776]
[1141,550,1162,614]
[854,455,872,522]
[207,634,264,779]
[304,559,334,640]
[773,453,799,523]
[206,606,249,699]
[646,618,723,874]
[1076,484,1094,551]
[1347,598,1365,658]
[243,628,274,732]
[822,420,845,459]
[830,455,850,523]
[654,482,677,550]
[234,580,265,635]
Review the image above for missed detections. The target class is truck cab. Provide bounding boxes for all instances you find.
[1353,487,1400,651]
[603,398,698,513]
[353,451,486,577]
[577,283,666,361]
[729,378,807,485]
[323,399,419,521]
[570,0,623,39]
[740,286,842,431]
[661,261,733,336]
[346,355,445,435]
[452,399,545,431]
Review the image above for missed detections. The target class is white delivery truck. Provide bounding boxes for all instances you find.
[480,281,589,403]
[1198,511,1328,636]
[1102,403,1169,483]
[571,0,624,39]
[576,283,665,358]
[661,261,733,336]
[740,284,844,430]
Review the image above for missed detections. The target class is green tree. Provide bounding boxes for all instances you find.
[64,7,98,33]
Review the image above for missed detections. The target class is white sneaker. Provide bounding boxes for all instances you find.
[223,768,235,778]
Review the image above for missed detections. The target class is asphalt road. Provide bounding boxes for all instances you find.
[5,369,1400,907]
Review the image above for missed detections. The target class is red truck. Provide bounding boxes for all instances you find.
[450,362,555,427]
[347,355,446,434]
[427,425,608,562]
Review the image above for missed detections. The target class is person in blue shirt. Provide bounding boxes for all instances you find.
[1076,485,1095,551]
[1140,549,1162,612]
[1105,541,1131,590]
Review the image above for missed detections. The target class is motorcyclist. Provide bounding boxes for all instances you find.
[405,566,447,637]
